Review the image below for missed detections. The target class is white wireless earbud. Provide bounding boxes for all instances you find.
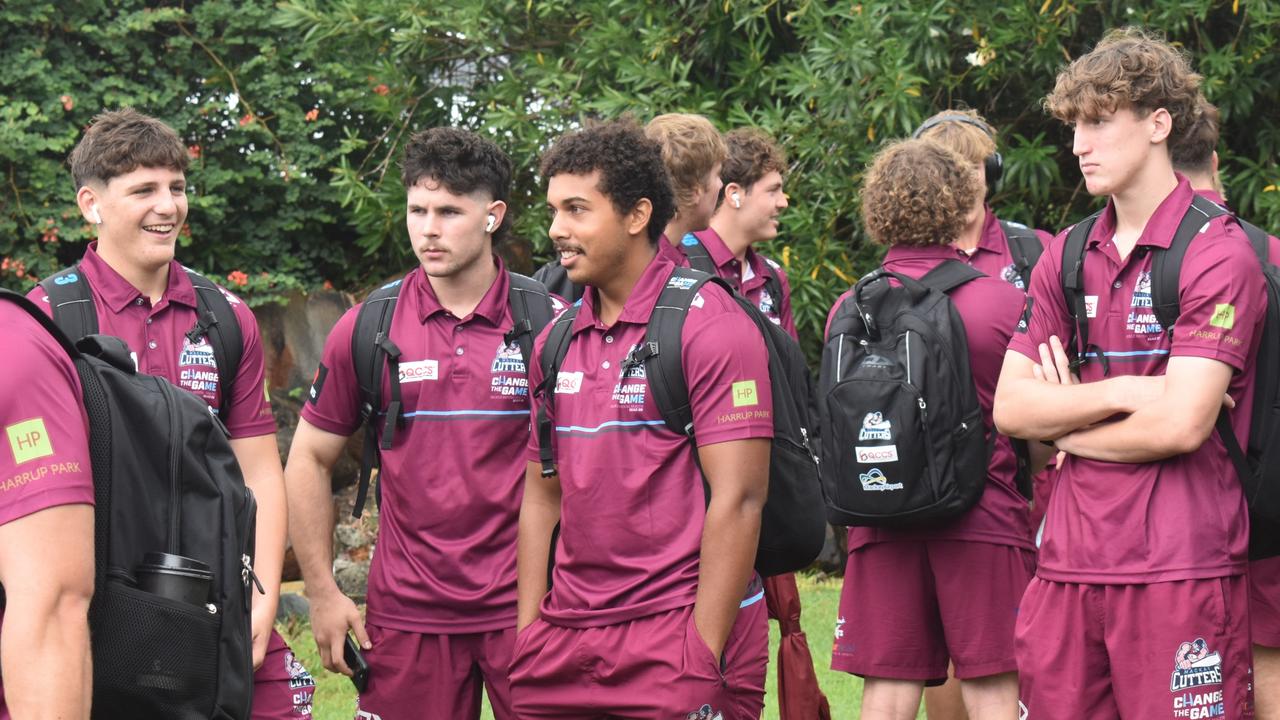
[90,207,103,225]
[731,193,741,209]
[485,214,496,233]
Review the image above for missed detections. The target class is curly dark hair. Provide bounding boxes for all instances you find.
[1170,94,1219,176]
[539,118,675,243]
[68,108,188,189]
[1044,27,1203,146]
[861,139,979,248]
[402,127,513,240]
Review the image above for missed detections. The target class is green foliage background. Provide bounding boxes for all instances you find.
[4,0,1278,357]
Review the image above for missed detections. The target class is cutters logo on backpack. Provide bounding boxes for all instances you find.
[859,468,903,492]
[857,412,892,441]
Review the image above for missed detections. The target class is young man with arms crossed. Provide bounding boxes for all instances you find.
[693,128,798,336]
[286,127,556,720]
[511,118,772,717]
[994,29,1263,719]
[0,300,95,719]
[29,109,307,718]
[1173,95,1280,720]
[827,139,1033,720]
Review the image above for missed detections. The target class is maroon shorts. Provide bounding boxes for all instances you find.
[1016,576,1254,719]
[832,540,1033,684]
[1251,558,1280,648]
[251,629,315,719]
[509,593,768,719]
[352,623,514,720]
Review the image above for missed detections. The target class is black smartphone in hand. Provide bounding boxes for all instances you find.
[343,634,371,693]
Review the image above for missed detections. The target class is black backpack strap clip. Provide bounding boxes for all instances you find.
[1000,220,1044,290]
[535,305,580,477]
[185,270,245,420]
[1060,212,1110,376]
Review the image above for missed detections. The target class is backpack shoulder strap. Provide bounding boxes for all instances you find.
[1239,219,1272,266]
[1060,211,1104,373]
[638,267,724,437]
[535,304,580,477]
[506,272,555,370]
[349,277,407,518]
[532,259,584,304]
[679,233,719,276]
[185,270,244,420]
[919,259,985,294]
[1151,195,1231,334]
[39,264,98,341]
[1000,220,1044,289]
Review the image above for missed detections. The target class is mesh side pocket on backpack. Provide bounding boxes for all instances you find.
[90,579,220,719]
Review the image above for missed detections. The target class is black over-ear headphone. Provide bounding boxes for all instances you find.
[912,114,1003,189]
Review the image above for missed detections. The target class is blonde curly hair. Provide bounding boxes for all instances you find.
[860,139,979,248]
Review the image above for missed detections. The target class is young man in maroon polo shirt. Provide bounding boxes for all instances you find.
[511,118,773,717]
[0,301,95,719]
[826,139,1033,720]
[644,112,726,263]
[694,128,797,335]
[994,29,1264,719]
[1173,95,1280,720]
[27,109,308,718]
[286,127,558,720]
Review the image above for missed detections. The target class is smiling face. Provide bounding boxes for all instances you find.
[1072,106,1170,197]
[79,165,188,272]
[405,178,501,279]
[546,170,647,288]
[739,170,788,242]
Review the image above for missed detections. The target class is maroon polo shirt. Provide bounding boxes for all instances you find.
[525,253,774,628]
[689,228,798,340]
[954,208,1054,291]
[657,235,687,266]
[824,245,1032,551]
[302,260,563,633]
[0,303,95,718]
[1008,178,1264,583]
[27,244,275,439]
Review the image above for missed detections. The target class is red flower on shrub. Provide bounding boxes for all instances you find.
[373,84,389,96]
[60,95,74,111]
[305,108,320,122]
[227,270,249,287]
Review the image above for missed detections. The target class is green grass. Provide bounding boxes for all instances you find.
[277,575,922,719]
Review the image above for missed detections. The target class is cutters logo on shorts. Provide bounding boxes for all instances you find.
[1001,263,1026,290]
[859,468,903,492]
[857,412,892,441]
[1169,638,1223,694]
[490,340,529,400]
[178,337,220,404]
[1128,270,1161,335]
[685,704,724,720]
[284,650,315,715]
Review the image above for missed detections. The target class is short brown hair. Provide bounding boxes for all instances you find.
[1170,95,1220,176]
[861,139,979,248]
[721,128,787,193]
[914,109,997,168]
[1044,27,1202,143]
[645,114,726,212]
[68,108,188,189]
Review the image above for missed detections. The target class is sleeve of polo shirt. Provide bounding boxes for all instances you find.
[299,306,364,437]
[1007,229,1074,363]
[24,284,53,317]
[221,291,277,438]
[1169,220,1265,371]
[0,313,94,525]
[682,284,774,447]
[524,323,550,463]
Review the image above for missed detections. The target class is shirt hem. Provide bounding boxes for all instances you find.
[540,592,697,629]
[1035,563,1248,585]
[364,608,516,635]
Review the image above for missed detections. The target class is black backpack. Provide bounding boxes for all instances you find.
[998,220,1044,290]
[1060,195,1280,559]
[818,261,991,527]
[535,267,826,576]
[40,264,244,420]
[348,271,555,517]
[532,259,584,304]
[0,289,258,720]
